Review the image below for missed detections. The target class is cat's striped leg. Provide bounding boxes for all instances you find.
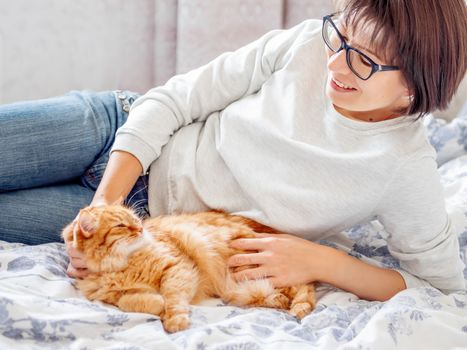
[117,292,165,316]
[159,262,200,333]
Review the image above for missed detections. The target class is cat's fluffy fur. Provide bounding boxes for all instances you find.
[62,205,315,332]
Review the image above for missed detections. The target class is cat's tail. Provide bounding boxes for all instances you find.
[222,274,276,306]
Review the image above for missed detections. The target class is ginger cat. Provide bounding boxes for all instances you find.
[62,205,315,333]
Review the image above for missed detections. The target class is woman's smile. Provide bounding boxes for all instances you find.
[330,77,357,92]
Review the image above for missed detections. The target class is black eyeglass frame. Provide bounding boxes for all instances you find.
[322,14,399,80]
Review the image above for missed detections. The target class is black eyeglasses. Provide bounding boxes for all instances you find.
[322,14,399,80]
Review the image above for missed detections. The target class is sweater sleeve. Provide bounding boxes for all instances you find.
[376,153,465,293]
[111,20,321,173]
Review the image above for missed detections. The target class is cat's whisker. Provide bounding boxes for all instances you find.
[133,208,145,219]
[128,199,147,214]
[128,201,150,220]
[125,183,149,207]
[130,198,146,208]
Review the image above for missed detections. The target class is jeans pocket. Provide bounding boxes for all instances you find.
[80,158,108,191]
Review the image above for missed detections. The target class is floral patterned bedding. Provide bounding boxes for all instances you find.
[1,108,466,350]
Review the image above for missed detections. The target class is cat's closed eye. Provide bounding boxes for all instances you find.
[114,223,127,228]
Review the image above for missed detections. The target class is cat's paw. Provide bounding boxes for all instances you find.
[289,302,313,320]
[147,294,165,315]
[265,293,290,309]
[163,313,190,333]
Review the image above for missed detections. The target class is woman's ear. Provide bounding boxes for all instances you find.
[402,86,414,104]
[402,82,414,98]
[78,210,99,238]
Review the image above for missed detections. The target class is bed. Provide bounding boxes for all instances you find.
[1,106,466,349]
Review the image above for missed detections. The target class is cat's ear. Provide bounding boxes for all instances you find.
[78,210,99,238]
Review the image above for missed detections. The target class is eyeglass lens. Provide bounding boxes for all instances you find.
[323,20,373,79]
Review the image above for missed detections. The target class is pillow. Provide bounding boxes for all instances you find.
[423,102,467,166]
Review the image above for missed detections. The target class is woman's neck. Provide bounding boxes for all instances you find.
[333,105,402,123]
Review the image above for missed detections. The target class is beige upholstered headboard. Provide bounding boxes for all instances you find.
[0,0,332,104]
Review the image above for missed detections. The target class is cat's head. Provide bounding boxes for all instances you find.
[62,205,144,273]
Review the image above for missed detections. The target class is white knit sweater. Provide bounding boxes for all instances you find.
[112,19,465,293]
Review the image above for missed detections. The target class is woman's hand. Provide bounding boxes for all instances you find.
[63,216,89,278]
[63,198,108,279]
[228,232,407,301]
[65,242,89,279]
[227,232,331,288]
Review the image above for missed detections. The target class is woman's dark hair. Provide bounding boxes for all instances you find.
[339,0,467,118]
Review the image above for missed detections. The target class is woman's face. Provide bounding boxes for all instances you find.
[325,20,410,121]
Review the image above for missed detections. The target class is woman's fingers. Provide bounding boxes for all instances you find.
[65,244,88,277]
[232,266,270,282]
[70,257,87,269]
[65,244,87,269]
[229,236,275,251]
[64,215,89,279]
[66,264,89,279]
[227,252,267,267]
[254,233,277,238]
[65,244,82,257]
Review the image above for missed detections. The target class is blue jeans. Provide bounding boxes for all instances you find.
[0,90,148,245]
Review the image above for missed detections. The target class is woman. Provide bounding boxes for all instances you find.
[1,0,466,301]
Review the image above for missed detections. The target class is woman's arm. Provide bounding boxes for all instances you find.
[90,150,143,206]
[321,247,406,301]
[376,154,465,292]
[228,233,406,302]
